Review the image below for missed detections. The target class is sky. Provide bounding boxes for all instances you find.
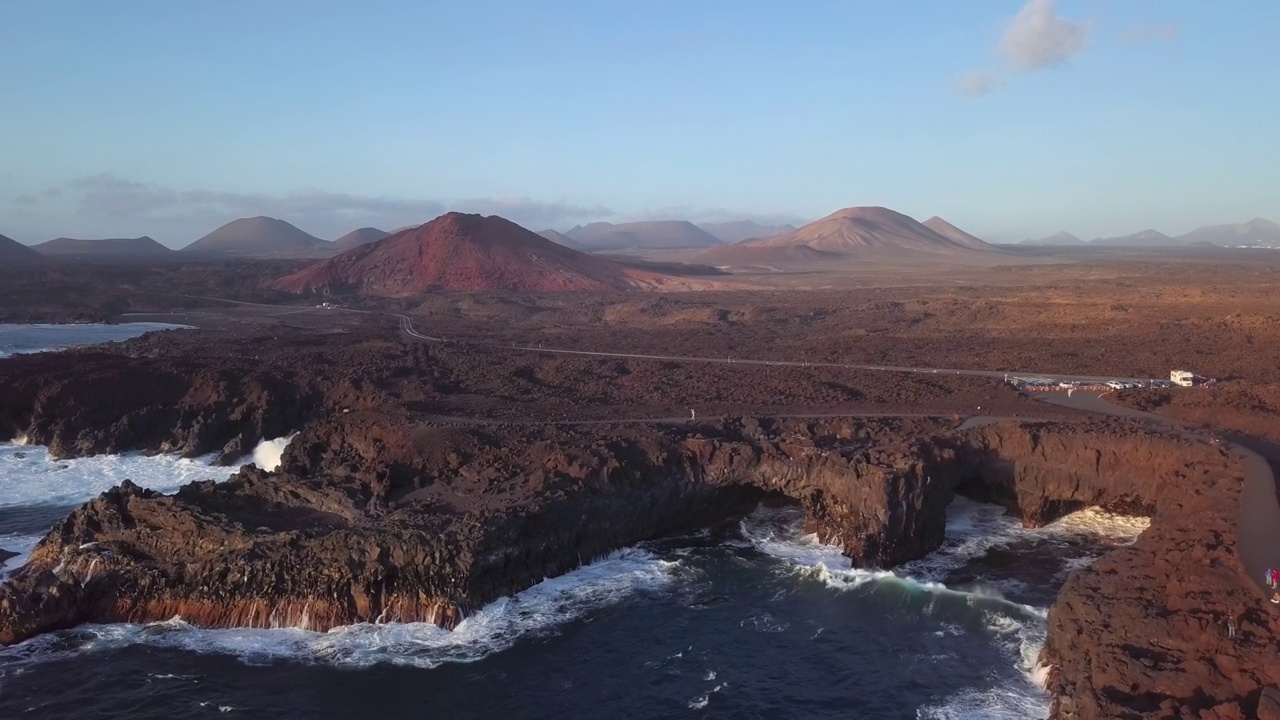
[2,0,1277,246]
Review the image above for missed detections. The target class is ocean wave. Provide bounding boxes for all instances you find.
[249,434,296,472]
[0,534,43,579]
[0,548,679,670]
[741,498,1144,720]
[0,444,231,510]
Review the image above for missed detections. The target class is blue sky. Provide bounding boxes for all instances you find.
[2,0,1276,246]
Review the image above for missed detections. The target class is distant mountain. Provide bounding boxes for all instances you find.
[0,234,43,264]
[1090,229,1177,247]
[537,229,580,248]
[1177,218,1280,247]
[182,216,329,256]
[699,206,999,266]
[1023,232,1085,246]
[332,227,389,251]
[697,220,797,243]
[921,217,994,251]
[32,236,174,257]
[565,220,722,251]
[274,213,648,295]
[741,206,997,255]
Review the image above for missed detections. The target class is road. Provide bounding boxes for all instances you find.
[159,296,1280,596]
[1042,390,1280,595]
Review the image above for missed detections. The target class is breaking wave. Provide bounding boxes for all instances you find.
[742,497,1147,720]
[0,444,230,510]
[0,548,679,671]
[249,434,297,472]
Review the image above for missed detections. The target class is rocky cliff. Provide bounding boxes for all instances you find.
[1,339,1276,717]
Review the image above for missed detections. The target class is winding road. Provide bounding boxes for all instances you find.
[151,297,1280,595]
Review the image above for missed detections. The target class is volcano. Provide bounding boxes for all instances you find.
[699,206,999,265]
[273,213,646,295]
[331,227,389,251]
[0,234,42,264]
[183,217,328,256]
[33,236,174,257]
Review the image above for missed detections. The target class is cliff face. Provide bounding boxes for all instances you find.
[0,416,965,644]
[955,423,1278,720]
[0,368,1273,718]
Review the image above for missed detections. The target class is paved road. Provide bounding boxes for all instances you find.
[161,296,1279,596]
[1041,390,1280,595]
[418,411,1029,429]
[163,294,1157,386]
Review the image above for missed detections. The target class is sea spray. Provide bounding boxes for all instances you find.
[0,444,229,509]
[250,434,298,472]
[0,548,679,670]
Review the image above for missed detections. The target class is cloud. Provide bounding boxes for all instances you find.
[54,173,614,233]
[12,194,39,207]
[1123,24,1179,44]
[955,70,1006,98]
[1000,0,1090,72]
[618,203,808,227]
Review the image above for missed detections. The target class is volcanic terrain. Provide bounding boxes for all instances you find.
[32,236,174,258]
[331,227,389,251]
[0,234,42,264]
[699,207,1000,266]
[275,212,666,295]
[183,216,330,257]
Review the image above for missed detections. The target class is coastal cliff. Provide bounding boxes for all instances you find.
[0,363,1275,717]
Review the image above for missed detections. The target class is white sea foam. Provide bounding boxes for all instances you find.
[744,498,1146,720]
[1035,507,1150,543]
[0,444,230,509]
[0,534,43,578]
[249,434,296,472]
[0,548,679,670]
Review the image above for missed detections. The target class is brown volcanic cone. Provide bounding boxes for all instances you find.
[921,216,993,251]
[0,234,43,263]
[331,227,389,251]
[273,213,642,295]
[743,206,995,256]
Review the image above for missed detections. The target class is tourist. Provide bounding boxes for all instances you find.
[1272,569,1279,588]
[1268,568,1275,589]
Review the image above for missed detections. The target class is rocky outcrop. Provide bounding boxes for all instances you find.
[952,422,1280,720]
[0,416,964,644]
[0,338,1273,718]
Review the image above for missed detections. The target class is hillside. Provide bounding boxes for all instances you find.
[1178,218,1280,247]
[1091,229,1177,247]
[566,220,722,250]
[332,227,389,251]
[32,236,174,257]
[698,220,797,243]
[1024,231,1085,246]
[537,229,580,248]
[0,234,42,264]
[182,216,329,256]
[739,206,998,256]
[274,213,647,295]
[921,217,993,251]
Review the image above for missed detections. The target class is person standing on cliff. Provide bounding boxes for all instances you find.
[1268,568,1275,589]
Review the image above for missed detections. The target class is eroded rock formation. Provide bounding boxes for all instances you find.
[0,375,1274,718]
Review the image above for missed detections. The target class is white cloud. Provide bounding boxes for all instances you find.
[1000,0,1090,72]
[38,174,615,236]
[955,70,1006,98]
